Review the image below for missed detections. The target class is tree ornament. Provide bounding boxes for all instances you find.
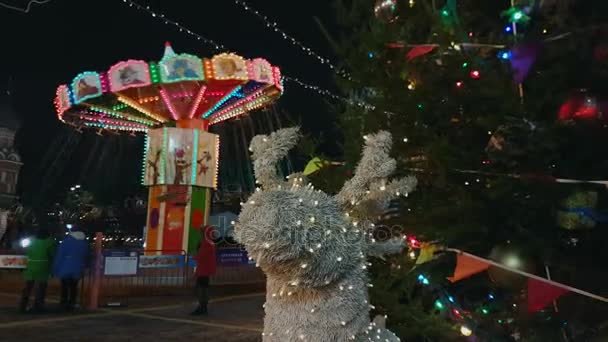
[558,89,606,121]
[374,0,398,23]
[556,191,606,230]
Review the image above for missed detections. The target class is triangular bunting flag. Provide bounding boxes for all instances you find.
[415,243,440,265]
[527,278,570,313]
[447,254,490,283]
[406,45,436,61]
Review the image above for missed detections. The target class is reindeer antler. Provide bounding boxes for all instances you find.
[249,127,300,187]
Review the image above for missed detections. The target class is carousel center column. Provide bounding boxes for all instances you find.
[143,119,218,255]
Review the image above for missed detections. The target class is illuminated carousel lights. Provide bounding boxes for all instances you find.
[138,96,160,104]
[118,96,168,123]
[202,85,242,118]
[88,106,156,126]
[213,135,220,189]
[160,127,168,183]
[149,63,161,83]
[142,133,150,185]
[191,129,199,184]
[79,114,148,129]
[85,122,148,132]
[189,85,207,118]
[211,88,267,118]
[160,89,180,120]
[112,103,129,111]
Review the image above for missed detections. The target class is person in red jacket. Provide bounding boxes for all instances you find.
[191,225,217,315]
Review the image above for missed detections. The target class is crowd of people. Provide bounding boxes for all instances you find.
[18,226,217,315]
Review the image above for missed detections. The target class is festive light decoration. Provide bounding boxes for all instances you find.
[232,0,352,80]
[470,70,481,79]
[460,325,473,336]
[159,88,180,120]
[498,50,512,60]
[236,128,415,341]
[71,72,103,104]
[119,0,392,114]
[56,45,282,130]
[374,0,398,23]
[189,85,207,118]
[202,86,243,119]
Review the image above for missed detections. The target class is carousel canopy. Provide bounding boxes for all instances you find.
[54,43,283,133]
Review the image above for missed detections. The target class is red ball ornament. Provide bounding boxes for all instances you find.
[470,70,481,79]
[558,90,605,121]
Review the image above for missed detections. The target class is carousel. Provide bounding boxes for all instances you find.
[54,43,283,253]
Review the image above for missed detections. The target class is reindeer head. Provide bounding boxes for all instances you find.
[235,128,416,288]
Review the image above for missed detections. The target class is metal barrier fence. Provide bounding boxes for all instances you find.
[0,246,265,308]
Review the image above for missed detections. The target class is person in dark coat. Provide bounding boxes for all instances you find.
[53,229,89,311]
[191,225,217,315]
[20,228,55,313]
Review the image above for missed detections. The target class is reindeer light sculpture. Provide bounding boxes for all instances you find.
[235,127,417,341]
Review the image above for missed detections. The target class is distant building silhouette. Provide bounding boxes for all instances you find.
[0,79,22,208]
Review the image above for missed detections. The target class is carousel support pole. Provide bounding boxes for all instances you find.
[88,232,103,310]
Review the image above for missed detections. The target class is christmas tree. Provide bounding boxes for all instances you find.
[304,0,608,340]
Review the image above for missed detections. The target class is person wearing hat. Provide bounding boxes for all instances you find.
[53,228,89,311]
[191,225,217,315]
[20,228,56,313]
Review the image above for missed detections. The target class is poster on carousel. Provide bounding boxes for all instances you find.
[143,128,219,188]
[166,129,195,186]
[108,60,151,92]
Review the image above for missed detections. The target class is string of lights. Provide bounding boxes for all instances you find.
[0,0,51,13]
[120,0,392,114]
[121,0,225,52]
[231,0,352,81]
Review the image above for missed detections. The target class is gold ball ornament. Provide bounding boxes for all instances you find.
[374,0,398,23]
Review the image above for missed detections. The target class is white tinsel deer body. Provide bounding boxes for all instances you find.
[235,128,416,342]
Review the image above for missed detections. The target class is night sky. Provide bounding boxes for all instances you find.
[0,0,340,206]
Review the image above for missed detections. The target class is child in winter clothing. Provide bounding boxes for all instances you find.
[53,229,89,311]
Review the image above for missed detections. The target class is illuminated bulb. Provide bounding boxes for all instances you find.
[456,81,463,88]
[409,251,416,259]
[296,220,302,226]
[264,243,270,249]
[301,264,308,269]
[542,28,548,34]
[380,186,386,191]
[250,200,256,204]
[460,325,473,337]
[314,200,318,206]
[309,217,315,223]
[337,257,343,262]
[298,198,303,203]
[470,70,480,79]
[403,137,408,142]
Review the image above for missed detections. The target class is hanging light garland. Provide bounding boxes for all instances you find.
[120,0,396,115]
[232,0,353,81]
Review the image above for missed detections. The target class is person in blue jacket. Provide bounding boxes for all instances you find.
[53,229,89,311]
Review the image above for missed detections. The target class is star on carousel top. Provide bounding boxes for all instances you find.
[54,43,283,133]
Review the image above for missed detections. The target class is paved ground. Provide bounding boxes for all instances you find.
[0,291,264,341]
